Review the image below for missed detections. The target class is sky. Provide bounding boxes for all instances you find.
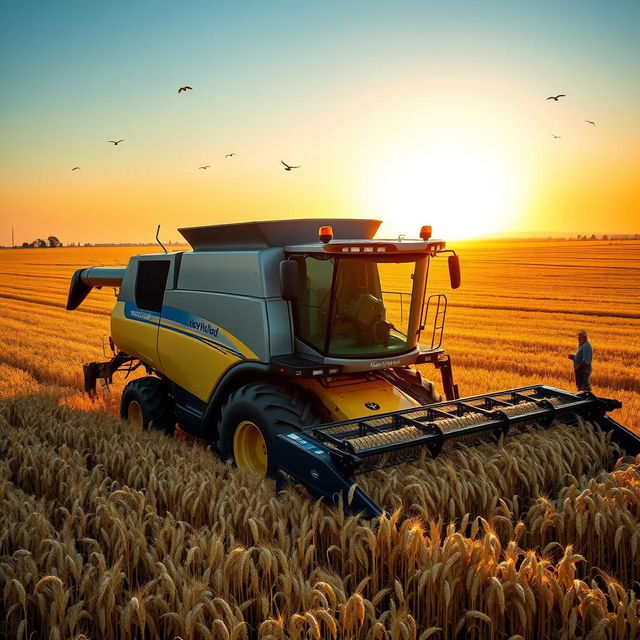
[1,0,639,244]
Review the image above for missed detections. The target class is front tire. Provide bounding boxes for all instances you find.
[120,376,175,435]
[218,382,320,476]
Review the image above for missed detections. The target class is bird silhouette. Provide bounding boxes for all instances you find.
[108,139,124,145]
[585,120,596,126]
[199,165,210,170]
[225,153,236,158]
[178,86,192,93]
[546,94,566,101]
[551,134,561,139]
[281,160,301,171]
[72,166,80,171]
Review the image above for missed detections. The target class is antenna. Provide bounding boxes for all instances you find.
[156,225,167,253]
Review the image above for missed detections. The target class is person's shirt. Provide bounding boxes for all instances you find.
[574,340,592,370]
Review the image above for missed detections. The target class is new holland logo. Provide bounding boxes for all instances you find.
[188,318,219,337]
[364,402,380,410]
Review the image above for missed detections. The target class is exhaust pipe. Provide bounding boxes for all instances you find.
[66,267,126,310]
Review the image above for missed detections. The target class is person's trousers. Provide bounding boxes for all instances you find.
[575,366,592,391]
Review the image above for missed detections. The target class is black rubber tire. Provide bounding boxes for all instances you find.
[120,376,175,435]
[217,382,320,476]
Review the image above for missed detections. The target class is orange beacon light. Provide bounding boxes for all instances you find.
[319,226,334,243]
[420,225,432,240]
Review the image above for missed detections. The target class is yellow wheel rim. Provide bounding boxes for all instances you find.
[127,400,144,430]
[233,420,268,475]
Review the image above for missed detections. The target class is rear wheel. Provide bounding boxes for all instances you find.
[120,376,175,435]
[218,382,320,476]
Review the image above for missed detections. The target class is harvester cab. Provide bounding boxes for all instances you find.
[67,218,640,516]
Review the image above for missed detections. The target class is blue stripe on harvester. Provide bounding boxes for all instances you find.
[123,302,245,360]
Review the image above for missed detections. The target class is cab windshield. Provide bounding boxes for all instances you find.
[293,254,428,358]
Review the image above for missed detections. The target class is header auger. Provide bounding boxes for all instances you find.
[67,218,640,516]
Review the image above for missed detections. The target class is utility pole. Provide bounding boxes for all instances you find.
[11,227,14,247]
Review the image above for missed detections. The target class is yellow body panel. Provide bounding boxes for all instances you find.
[156,324,244,402]
[111,301,259,402]
[297,377,420,422]
[111,301,164,371]
[159,315,257,362]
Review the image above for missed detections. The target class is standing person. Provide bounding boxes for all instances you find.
[568,330,592,391]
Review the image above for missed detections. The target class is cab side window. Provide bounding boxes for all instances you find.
[294,255,334,352]
[135,260,170,312]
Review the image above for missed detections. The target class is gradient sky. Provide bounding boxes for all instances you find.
[1,0,639,244]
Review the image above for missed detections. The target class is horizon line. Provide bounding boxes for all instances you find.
[2,231,639,249]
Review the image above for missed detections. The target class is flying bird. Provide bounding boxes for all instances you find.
[72,166,80,171]
[108,139,124,145]
[178,86,192,93]
[551,134,561,139]
[225,153,236,158]
[546,94,566,101]
[585,120,596,126]
[199,165,210,170]
[281,160,301,171]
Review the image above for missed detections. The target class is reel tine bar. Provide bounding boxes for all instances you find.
[309,385,613,473]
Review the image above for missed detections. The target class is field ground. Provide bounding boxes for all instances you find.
[1,239,639,639]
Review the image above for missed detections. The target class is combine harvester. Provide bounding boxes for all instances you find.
[67,219,640,517]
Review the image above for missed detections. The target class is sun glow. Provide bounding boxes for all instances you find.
[369,142,525,240]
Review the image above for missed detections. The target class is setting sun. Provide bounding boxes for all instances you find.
[369,139,525,240]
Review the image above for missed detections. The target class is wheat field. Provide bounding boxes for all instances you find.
[1,239,639,639]
[0,240,637,422]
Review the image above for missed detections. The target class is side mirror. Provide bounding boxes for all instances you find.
[448,254,461,289]
[280,260,298,301]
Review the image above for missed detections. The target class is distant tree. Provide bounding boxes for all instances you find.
[589,234,597,240]
[602,234,608,241]
[31,238,47,248]
[21,242,29,248]
[47,235,62,248]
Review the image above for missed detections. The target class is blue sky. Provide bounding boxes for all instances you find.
[1,1,639,242]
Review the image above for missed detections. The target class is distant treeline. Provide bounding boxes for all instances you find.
[572,234,640,241]
[2,239,182,249]
[0,235,638,249]
[18,236,63,248]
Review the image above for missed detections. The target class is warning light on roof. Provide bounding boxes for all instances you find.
[420,225,432,240]
[319,226,333,243]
